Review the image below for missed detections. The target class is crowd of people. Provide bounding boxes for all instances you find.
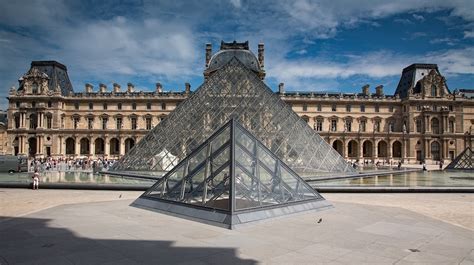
[29,157,116,173]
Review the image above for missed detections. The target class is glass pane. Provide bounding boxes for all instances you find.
[211,146,230,174]
[188,146,208,173]
[235,145,255,175]
[211,125,230,152]
[235,166,260,210]
[236,127,255,153]
[204,167,230,210]
[258,145,276,172]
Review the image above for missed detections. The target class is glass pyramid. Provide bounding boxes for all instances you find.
[132,119,331,229]
[112,57,354,178]
[446,147,473,170]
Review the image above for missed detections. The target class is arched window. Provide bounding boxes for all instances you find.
[32,82,38,94]
[431,85,437,97]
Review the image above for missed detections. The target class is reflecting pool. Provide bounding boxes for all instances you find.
[311,170,474,187]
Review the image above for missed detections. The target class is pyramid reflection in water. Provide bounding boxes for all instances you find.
[112,57,354,178]
[132,119,331,229]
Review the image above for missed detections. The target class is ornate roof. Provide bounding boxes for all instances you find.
[18,61,74,96]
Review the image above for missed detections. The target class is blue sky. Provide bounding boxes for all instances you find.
[1,0,473,109]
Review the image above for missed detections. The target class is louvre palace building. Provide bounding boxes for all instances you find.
[5,41,474,165]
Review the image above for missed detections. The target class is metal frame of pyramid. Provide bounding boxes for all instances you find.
[446,147,473,170]
[132,119,331,229]
[112,57,354,178]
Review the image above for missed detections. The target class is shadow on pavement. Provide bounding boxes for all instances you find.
[0,216,257,265]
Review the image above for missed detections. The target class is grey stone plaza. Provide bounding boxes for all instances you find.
[0,189,472,264]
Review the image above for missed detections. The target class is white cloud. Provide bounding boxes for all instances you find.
[413,14,425,21]
[266,47,474,92]
[229,0,241,8]
[464,30,474,38]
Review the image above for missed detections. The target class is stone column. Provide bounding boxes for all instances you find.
[343,139,348,159]
[58,136,63,156]
[75,137,80,157]
[402,138,407,162]
[119,137,125,157]
[374,141,378,160]
[388,140,393,160]
[358,141,363,161]
[104,136,110,157]
[37,136,43,156]
[90,137,94,157]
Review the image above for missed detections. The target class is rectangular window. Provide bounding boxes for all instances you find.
[360,120,366,132]
[74,103,79,110]
[331,120,337,131]
[89,103,93,110]
[161,103,166,110]
[102,118,108,130]
[46,116,52,129]
[345,120,352,132]
[432,105,437,111]
[116,118,122,129]
[346,105,351,112]
[61,117,64,128]
[416,119,422,132]
[416,105,421,111]
[317,104,322,111]
[332,104,336,112]
[360,105,365,112]
[389,106,394,112]
[146,117,152,130]
[103,103,107,110]
[147,103,151,110]
[132,103,137,110]
[131,117,137,130]
[375,105,379,112]
[302,104,308,111]
[374,121,380,132]
[88,118,93,129]
[449,120,454,133]
[449,105,453,111]
[73,117,79,129]
[117,103,122,110]
[316,120,323,131]
[389,122,394,132]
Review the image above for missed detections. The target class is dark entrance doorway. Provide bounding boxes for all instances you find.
[28,137,37,157]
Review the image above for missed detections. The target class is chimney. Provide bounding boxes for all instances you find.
[185,82,191,94]
[85,83,93,93]
[375,85,384,96]
[99,83,107,93]
[156,82,163,93]
[362,84,370,96]
[258,43,265,68]
[127,83,134,93]
[278,83,285,94]
[113,83,121,93]
[205,43,212,67]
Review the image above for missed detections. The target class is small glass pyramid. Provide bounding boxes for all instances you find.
[446,147,473,170]
[112,57,354,178]
[132,119,331,229]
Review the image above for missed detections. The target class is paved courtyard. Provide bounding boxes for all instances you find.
[0,189,473,264]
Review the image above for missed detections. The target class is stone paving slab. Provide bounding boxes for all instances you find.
[0,195,473,264]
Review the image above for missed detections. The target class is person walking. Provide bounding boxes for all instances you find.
[32,170,40,190]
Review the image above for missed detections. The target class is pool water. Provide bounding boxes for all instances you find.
[311,170,474,187]
[0,171,155,185]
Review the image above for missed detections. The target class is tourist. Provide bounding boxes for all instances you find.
[439,161,443,170]
[398,161,402,169]
[422,162,427,171]
[32,170,40,190]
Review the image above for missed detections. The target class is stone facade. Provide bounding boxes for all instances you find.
[5,45,474,164]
